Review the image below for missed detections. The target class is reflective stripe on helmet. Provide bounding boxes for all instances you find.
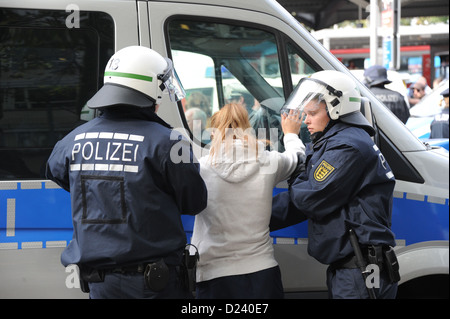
[104,71,153,82]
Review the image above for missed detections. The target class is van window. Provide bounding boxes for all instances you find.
[167,18,317,150]
[286,42,318,143]
[0,8,114,180]
[287,42,317,87]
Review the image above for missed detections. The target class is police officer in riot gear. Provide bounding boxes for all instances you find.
[364,65,410,124]
[46,46,207,298]
[271,70,399,299]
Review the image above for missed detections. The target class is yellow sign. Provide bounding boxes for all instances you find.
[314,160,335,182]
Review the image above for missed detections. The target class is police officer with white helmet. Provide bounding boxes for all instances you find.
[271,70,399,299]
[46,46,207,298]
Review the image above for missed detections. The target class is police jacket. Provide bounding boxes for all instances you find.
[46,107,207,269]
[370,86,410,124]
[430,108,449,138]
[271,122,396,265]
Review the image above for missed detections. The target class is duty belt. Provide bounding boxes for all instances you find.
[105,264,147,274]
[330,245,386,271]
[330,244,400,285]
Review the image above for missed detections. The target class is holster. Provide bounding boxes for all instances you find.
[368,245,400,283]
[368,245,384,271]
[78,266,105,293]
[383,247,401,283]
[180,244,199,296]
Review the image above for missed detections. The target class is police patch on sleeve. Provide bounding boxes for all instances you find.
[314,160,335,182]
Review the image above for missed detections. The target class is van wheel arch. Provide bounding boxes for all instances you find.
[396,241,449,298]
[397,274,449,298]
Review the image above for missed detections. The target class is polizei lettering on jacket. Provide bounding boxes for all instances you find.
[70,132,144,173]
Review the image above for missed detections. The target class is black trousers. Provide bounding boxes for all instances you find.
[88,266,190,299]
[196,266,284,299]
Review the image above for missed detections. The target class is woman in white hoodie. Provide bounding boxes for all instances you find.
[191,103,305,299]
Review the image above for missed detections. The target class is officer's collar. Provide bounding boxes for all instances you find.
[100,105,172,129]
[312,121,347,149]
[311,120,337,144]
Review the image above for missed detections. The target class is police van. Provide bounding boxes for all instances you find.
[0,0,448,298]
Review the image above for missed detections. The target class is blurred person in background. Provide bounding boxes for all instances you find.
[430,88,449,139]
[409,77,430,107]
[364,65,410,124]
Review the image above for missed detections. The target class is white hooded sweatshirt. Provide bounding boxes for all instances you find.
[192,133,305,282]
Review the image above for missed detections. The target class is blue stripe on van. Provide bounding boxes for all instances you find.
[1,185,448,249]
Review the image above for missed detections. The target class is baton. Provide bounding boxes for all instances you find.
[348,229,377,299]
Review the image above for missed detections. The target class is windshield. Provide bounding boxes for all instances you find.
[168,18,318,149]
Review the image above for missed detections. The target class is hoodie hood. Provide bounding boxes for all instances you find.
[203,140,265,183]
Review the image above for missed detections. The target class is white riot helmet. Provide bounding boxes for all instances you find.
[87,46,185,109]
[283,70,374,135]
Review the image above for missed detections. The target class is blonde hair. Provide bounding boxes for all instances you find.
[208,103,265,163]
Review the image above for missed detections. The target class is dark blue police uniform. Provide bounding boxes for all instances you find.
[46,107,207,298]
[272,122,398,299]
[430,107,449,139]
[369,86,410,124]
[364,64,410,124]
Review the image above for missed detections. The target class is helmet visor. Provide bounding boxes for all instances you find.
[159,58,186,102]
[282,78,332,115]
